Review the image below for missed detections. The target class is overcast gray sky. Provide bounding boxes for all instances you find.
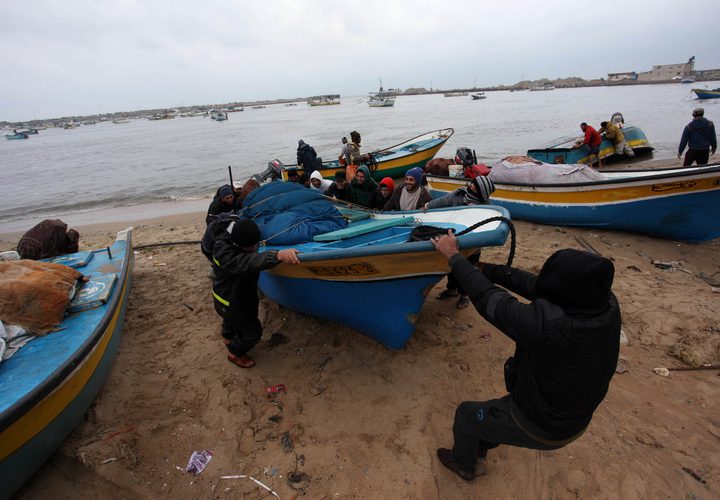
[2,0,719,122]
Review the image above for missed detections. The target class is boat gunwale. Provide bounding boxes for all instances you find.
[0,230,133,434]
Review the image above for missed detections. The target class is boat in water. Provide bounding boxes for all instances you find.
[210,109,229,121]
[527,125,653,165]
[0,229,134,497]
[426,162,720,242]
[443,91,468,97]
[240,183,512,349]
[530,83,555,91]
[308,94,341,106]
[692,88,720,100]
[4,132,29,140]
[278,128,454,181]
[368,80,396,107]
[471,93,486,100]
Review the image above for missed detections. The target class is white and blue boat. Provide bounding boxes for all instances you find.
[427,164,720,242]
[240,183,512,349]
[0,229,133,497]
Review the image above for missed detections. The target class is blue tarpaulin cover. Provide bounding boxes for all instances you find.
[241,182,347,245]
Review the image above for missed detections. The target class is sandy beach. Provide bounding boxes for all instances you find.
[2,198,718,500]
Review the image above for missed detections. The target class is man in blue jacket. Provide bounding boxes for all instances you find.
[432,232,621,481]
[678,108,717,166]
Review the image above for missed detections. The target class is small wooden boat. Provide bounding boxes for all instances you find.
[112,119,130,124]
[527,125,654,165]
[244,186,511,349]
[443,91,468,97]
[308,94,340,106]
[530,83,555,91]
[4,132,29,140]
[0,229,134,496]
[16,129,38,135]
[426,164,720,241]
[471,93,486,100]
[692,88,720,100]
[280,128,454,181]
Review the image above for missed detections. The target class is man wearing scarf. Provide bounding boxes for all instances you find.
[347,165,379,208]
[426,176,496,308]
[382,167,432,211]
[431,238,621,482]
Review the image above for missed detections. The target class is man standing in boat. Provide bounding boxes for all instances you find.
[296,139,322,176]
[574,122,603,168]
[678,108,716,166]
[431,235,620,482]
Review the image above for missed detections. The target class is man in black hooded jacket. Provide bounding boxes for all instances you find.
[297,140,322,176]
[212,219,300,368]
[432,231,621,481]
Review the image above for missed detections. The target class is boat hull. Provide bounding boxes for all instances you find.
[692,89,720,100]
[257,204,511,349]
[427,165,720,241]
[0,230,133,497]
[281,128,454,181]
[527,126,653,164]
[5,133,28,140]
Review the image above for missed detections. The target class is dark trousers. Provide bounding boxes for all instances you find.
[222,317,262,357]
[446,252,481,295]
[452,396,561,472]
[683,148,710,166]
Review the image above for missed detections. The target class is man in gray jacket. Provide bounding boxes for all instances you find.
[678,107,717,166]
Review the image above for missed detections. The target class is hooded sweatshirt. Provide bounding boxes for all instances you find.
[679,117,717,153]
[348,165,379,208]
[309,170,333,192]
[449,248,621,440]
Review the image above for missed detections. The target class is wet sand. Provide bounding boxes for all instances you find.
[4,202,719,499]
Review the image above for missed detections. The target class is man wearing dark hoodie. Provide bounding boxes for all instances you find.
[296,139,322,176]
[347,165,379,208]
[432,232,621,481]
[678,107,717,166]
[212,219,300,368]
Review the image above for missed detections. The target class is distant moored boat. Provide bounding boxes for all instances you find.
[692,88,720,100]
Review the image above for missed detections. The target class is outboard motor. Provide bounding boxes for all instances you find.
[454,147,477,167]
[252,159,284,182]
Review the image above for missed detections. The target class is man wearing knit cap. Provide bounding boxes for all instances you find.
[425,176,496,309]
[382,167,432,211]
[211,218,300,368]
[206,184,238,225]
[678,107,716,166]
[432,236,620,482]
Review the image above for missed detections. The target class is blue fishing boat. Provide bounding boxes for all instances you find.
[5,132,29,140]
[692,88,720,100]
[527,125,653,164]
[0,228,133,497]
[426,163,720,242]
[240,183,512,349]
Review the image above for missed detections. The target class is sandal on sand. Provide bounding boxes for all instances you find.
[437,289,460,300]
[456,296,470,309]
[227,354,255,369]
[436,448,477,481]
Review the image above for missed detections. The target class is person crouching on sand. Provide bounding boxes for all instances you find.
[211,219,300,368]
[432,233,621,481]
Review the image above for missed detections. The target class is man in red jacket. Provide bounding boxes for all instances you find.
[575,122,603,168]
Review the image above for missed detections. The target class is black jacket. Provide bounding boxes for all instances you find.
[297,143,321,175]
[324,182,350,202]
[211,231,280,322]
[450,253,621,440]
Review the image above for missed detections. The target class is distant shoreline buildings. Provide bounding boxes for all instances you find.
[608,56,720,82]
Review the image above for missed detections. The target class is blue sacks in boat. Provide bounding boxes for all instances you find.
[241,182,347,245]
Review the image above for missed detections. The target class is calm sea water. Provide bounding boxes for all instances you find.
[1,82,718,231]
